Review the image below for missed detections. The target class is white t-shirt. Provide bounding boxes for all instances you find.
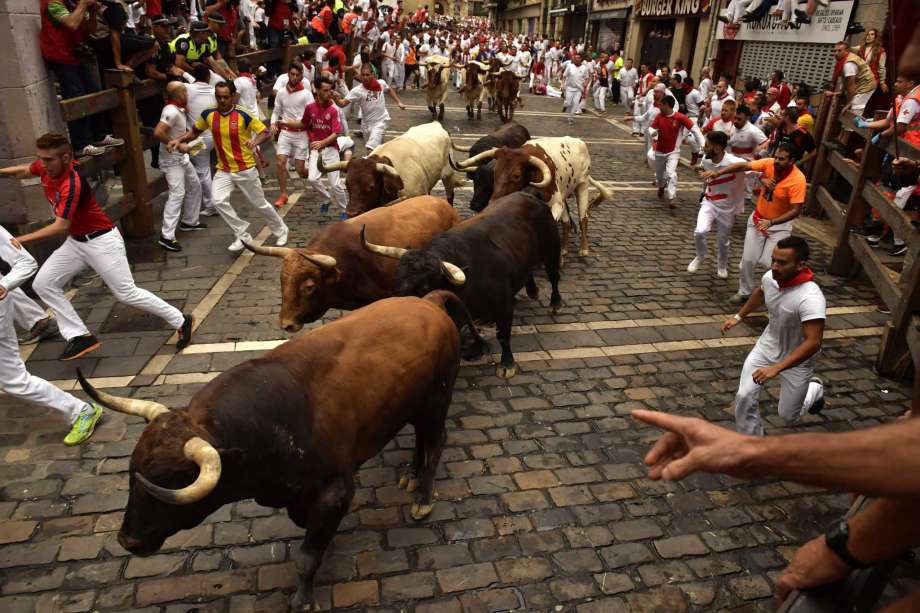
[234,75,261,118]
[345,81,390,125]
[618,67,638,89]
[316,45,328,68]
[699,77,714,100]
[674,69,687,81]
[186,81,217,126]
[701,152,746,210]
[728,122,767,159]
[563,63,592,93]
[710,93,732,119]
[756,271,826,364]
[158,104,191,167]
[842,62,858,78]
[685,89,704,117]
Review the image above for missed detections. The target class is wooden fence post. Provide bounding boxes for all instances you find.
[804,95,838,217]
[104,69,154,239]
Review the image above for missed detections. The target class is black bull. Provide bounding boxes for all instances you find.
[449,122,531,212]
[361,191,562,379]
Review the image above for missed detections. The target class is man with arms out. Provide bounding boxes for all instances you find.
[688,131,746,279]
[648,95,704,210]
[0,223,104,445]
[271,61,314,207]
[0,132,194,360]
[703,143,805,303]
[334,63,406,155]
[171,80,289,253]
[154,81,205,252]
[721,236,825,435]
[299,77,348,220]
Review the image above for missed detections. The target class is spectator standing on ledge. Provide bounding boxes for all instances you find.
[88,0,157,73]
[829,40,877,116]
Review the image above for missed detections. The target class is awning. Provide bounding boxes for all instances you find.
[588,8,628,20]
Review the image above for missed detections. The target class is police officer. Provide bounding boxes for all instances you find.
[171,21,235,81]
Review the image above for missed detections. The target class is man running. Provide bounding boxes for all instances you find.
[271,61,314,207]
[562,53,592,125]
[721,236,825,435]
[648,95,704,209]
[334,63,406,155]
[0,132,193,360]
[299,77,349,220]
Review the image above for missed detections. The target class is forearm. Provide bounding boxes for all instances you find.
[737,288,765,316]
[251,130,272,147]
[154,124,172,143]
[773,338,821,372]
[0,164,33,179]
[17,220,69,245]
[714,161,751,177]
[62,4,89,30]
[0,250,38,293]
[111,30,123,66]
[770,204,802,225]
[175,57,194,73]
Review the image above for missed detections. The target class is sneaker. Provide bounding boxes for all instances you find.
[157,236,182,252]
[178,221,207,231]
[866,234,883,246]
[95,135,125,148]
[81,145,106,157]
[741,11,758,22]
[275,228,289,247]
[176,313,194,351]
[717,11,730,23]
[729,292,750,305]
[890,243,908,257]
[717,267,729,279]
[319,202,331,214]
[200,207,219,217]
[807,377,826,415]
[339,212,348,221]
[687,257,703,273]
[260,176,270,185]
[228,238,244,253]
[795,9,811,23]
[59,334,100,361]
[70,270,100,288]
[18,316,57,345]
[63,403,104,446]
[274,193,288,207]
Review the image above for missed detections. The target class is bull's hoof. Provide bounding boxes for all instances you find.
[291,588,320,612]
[398,467,418,492]
[526,288,539,300]
[410,502,435,520]
[496,364,517,379]
[579,247,590,257]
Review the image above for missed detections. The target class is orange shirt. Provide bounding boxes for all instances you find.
[749,158,807,219]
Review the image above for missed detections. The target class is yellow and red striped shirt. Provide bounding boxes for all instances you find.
[194,105,266,173]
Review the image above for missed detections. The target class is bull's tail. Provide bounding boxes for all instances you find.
[423,290,489,361]
[587,176,613,211]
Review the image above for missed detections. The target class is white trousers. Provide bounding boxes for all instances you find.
[364,120,388,152]
[727,0,754,21]
[11,288,46,330]
[738,213,793,295]
[382,60,394,84]
[564,89,582,121]
[654,151,680,201]
[161,157,203,240]
[33,229,185,341]
[0,295,85,423]
[392,63,406,89]
[593,86,608,111]
[694,202,736,269]
[308,148,348,211]
[211,167,288,242]
[735,344,823,435]
[633,97,645,133]
[622,86,635,111]
[190,132,214,211]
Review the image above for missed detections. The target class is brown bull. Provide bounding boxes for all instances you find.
[458,61,489,119]
[76,291,484,609]
[495,69,521,123]
[245,196,459,331]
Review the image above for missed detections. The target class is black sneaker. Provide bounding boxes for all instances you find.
[176,314,194,351]
[807,377,825,415]
[18,316,58,345]
[59,335,100,361]
[179,221,208,232]
[890,243,908,257]
[866,234,883,246]
[158,236,182,252]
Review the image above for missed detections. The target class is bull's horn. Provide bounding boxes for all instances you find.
[527,156,553,188]
[502,59,512,67]
[243,240,293,258]
[450,139,472,153]
[448,154,477,173]
[360,225,408,260]
[317,155,349,174]
[76,368,169,422]
[136,437,222,505]
[440,260,466,286]
[300,252,338,269]
[457,147,497,168]
[375,163,400,178]
[471,61,490,71]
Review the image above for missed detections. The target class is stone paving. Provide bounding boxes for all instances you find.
[1,89,919,612]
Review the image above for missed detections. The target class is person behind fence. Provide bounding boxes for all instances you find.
[170,80,290,253]
[155,81,206,253]
[0,132,194,361]
[0,224,104,445]
[828,40,877,117]
[88,0,157,73]
[720,236,826,436]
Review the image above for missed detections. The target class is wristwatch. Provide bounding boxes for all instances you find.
[824,520,869,569]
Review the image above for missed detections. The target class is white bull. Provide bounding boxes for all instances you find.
[457,136,613,258]
[424,55,452,122]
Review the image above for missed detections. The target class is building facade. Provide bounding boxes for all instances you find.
[500,0,544,35]
[586,0,630,52]
[547,0,589,42]
[622,0,713,78]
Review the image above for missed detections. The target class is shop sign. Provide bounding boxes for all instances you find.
[717,0,854,44]
[634,0,710,19]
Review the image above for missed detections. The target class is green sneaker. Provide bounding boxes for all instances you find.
[63,403,104,446]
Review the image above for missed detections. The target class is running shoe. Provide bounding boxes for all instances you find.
[59,334,100,361]
[157,236,182,252]
[63,402,104,446]
[18,316,57,345]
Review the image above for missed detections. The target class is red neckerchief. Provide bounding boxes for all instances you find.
[166,99,187,111]
[364,77,382,92]
[287,81,304,94]
[832,54,850,84]
[239,71,252,78]
[778,267,814,290]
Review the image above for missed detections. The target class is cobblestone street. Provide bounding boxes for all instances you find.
[1,89,917,612]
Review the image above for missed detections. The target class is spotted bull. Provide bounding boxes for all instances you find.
[457,137,613,258]
[317,122,461,217]
[244,196,459,331]
[75,291,483,609]
[448,122,531,212]
[360,191,562,379]
[424,55,452,121]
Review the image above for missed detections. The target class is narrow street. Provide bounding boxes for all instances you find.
[0,88,913,612]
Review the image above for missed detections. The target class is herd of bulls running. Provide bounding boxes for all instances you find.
[78,118,612,609]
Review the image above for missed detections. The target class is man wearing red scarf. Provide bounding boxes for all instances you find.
[720,236,826,436]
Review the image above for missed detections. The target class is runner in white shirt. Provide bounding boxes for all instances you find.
[185,65,218,216]
[233,58,261,118]
[709,79,733,122]
[699,68,714,101]
[721,237,826,436]
[618,58,638,111]
[155,82,203,251]
[688,131,746,278]
[562,54,592,125]
[335,64,406,153]
[270,62,315,206]
[684,80,704,121]
[729,105,769,201]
